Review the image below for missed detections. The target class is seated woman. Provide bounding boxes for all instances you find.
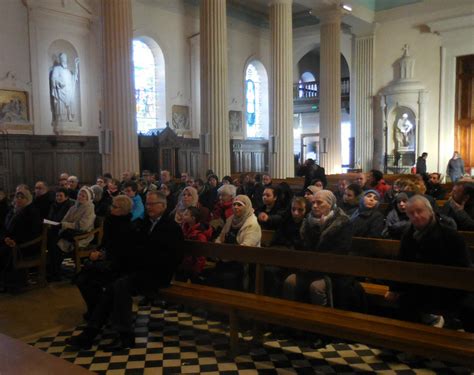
[254,186,287,230]
[96,178,120,216]
[283,191,363,311]
[205,195,261,291]
[303,185,321,204]
[340,183,362,216]
[0,189,42,290]
[75,195,136,320]
[170,186,207,224]
[46,188,75,281]
[57,187,96,253]
[176,206,212,282]
[350,190,385,238]
[210,184,236,234]
[272,196,308,250]
[385,195,474,332]
[382,192,410,239]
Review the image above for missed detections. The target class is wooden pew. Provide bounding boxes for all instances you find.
[0,333,92,374]
[11,225,48,288]
[159,241,474,366]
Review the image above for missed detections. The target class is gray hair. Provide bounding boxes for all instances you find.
[406,194,434,216]
[146,190,167,206]
[217,184,237,198]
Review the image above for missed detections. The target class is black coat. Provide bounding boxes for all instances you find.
[101,213,137,275]
[351,209,385,238]
[47,199,75,223]
[2,204,42,245]
[133,215,184,290]
[415,156,427,175]
[33,191,55,220]
[272,217,305,250]
[254,204,287,230]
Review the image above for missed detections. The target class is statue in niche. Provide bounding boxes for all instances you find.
[50,52,79,122]
[396,113,414,149]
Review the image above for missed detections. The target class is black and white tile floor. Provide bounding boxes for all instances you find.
[30,304,474,374]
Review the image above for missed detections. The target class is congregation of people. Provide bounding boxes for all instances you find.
[0,154,473,351]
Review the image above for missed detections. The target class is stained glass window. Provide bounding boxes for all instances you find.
[245,61,268,139]
[133,40,157,134]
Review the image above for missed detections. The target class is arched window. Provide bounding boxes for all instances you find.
[245,60,268,139]
[133,38,166,134]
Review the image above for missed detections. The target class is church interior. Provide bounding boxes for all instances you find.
[1,0,474,374]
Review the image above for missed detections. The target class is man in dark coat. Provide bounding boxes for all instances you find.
[440,182,474,231]
[0,190,42,290]
[426,172,446,200]
[69,191,184,351]
[385,195,474,332]
[299,159,327,189]
[33,181,55,220]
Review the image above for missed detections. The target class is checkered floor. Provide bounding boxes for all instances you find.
[30,304,473,375]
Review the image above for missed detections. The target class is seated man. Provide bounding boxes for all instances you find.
[0,189,42,290]
[385,195,474,332]
[368,169,390,200]
[426,173,446,200]
[68,191,183,351]
[440,182,474,231]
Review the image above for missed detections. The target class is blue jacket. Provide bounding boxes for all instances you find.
[131,194,145,221]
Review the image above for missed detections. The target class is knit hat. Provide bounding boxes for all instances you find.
[396,192,409,203]
[359,189,381,210]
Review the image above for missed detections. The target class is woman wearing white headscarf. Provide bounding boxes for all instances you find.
[170,186,200,224]
[204,195,261,291]
[58,186,96,252]
[216,195,261,247]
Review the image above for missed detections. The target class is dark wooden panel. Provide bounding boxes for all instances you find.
[32,152,54,184]
[11,152,27,187]
[190,152,200,178]
[56,153,81,178]
[83,152,102,184]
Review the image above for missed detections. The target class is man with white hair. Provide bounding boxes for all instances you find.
[385,195,474,332]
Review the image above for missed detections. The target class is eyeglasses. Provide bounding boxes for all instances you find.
[146,201,164,206]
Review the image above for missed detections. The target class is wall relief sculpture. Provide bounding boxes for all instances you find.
[50,52,79,123]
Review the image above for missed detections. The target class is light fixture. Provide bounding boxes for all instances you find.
[341,4,352,12]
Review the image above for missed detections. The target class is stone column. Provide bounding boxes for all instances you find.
[269,0,294,178]
[319,8,342,174]
[354,34,375,171]
[101,0,139,177]
[200,0,230,179]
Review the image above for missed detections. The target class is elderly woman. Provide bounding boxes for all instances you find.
[0,188,42,289]
[385,195,474,332]
[350,190,385,238]
[382,192,410,239]
[170,186,200,224]
[210,184,237,236]
[283,190,362,311]
[76,195,136,321]
[57,186,96,253]
[203,195,261,291]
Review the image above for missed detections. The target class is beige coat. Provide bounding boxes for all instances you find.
[216,214,261,247]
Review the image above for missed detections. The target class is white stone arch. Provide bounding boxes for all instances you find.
[243,57,269,139]
[133,34,166,131]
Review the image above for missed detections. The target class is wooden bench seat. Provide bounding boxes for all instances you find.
[0,333,92,374]
[156,241,474,366]
[160,281,474,366]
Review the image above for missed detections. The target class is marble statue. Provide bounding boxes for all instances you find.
[50,52,79,122]
[396,113,414,148]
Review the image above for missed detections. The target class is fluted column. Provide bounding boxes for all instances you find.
[319,8,342,174]
[354,34,375,171]
[200,0,230,179]
[101,0,139,177]
[269,0,294,178]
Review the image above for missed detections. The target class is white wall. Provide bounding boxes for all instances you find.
[373,1,474,173]
[133,0,271,139]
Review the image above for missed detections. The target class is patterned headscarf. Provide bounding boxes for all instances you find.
[231,194,254,229]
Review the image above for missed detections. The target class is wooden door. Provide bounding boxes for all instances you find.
[455,55,474,174]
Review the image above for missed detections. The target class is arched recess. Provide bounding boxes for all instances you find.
[244,59,269,139]
[133,36,166,133]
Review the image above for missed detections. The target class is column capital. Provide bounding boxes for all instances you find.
[268,0,292,7]
[318,6,342,25]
